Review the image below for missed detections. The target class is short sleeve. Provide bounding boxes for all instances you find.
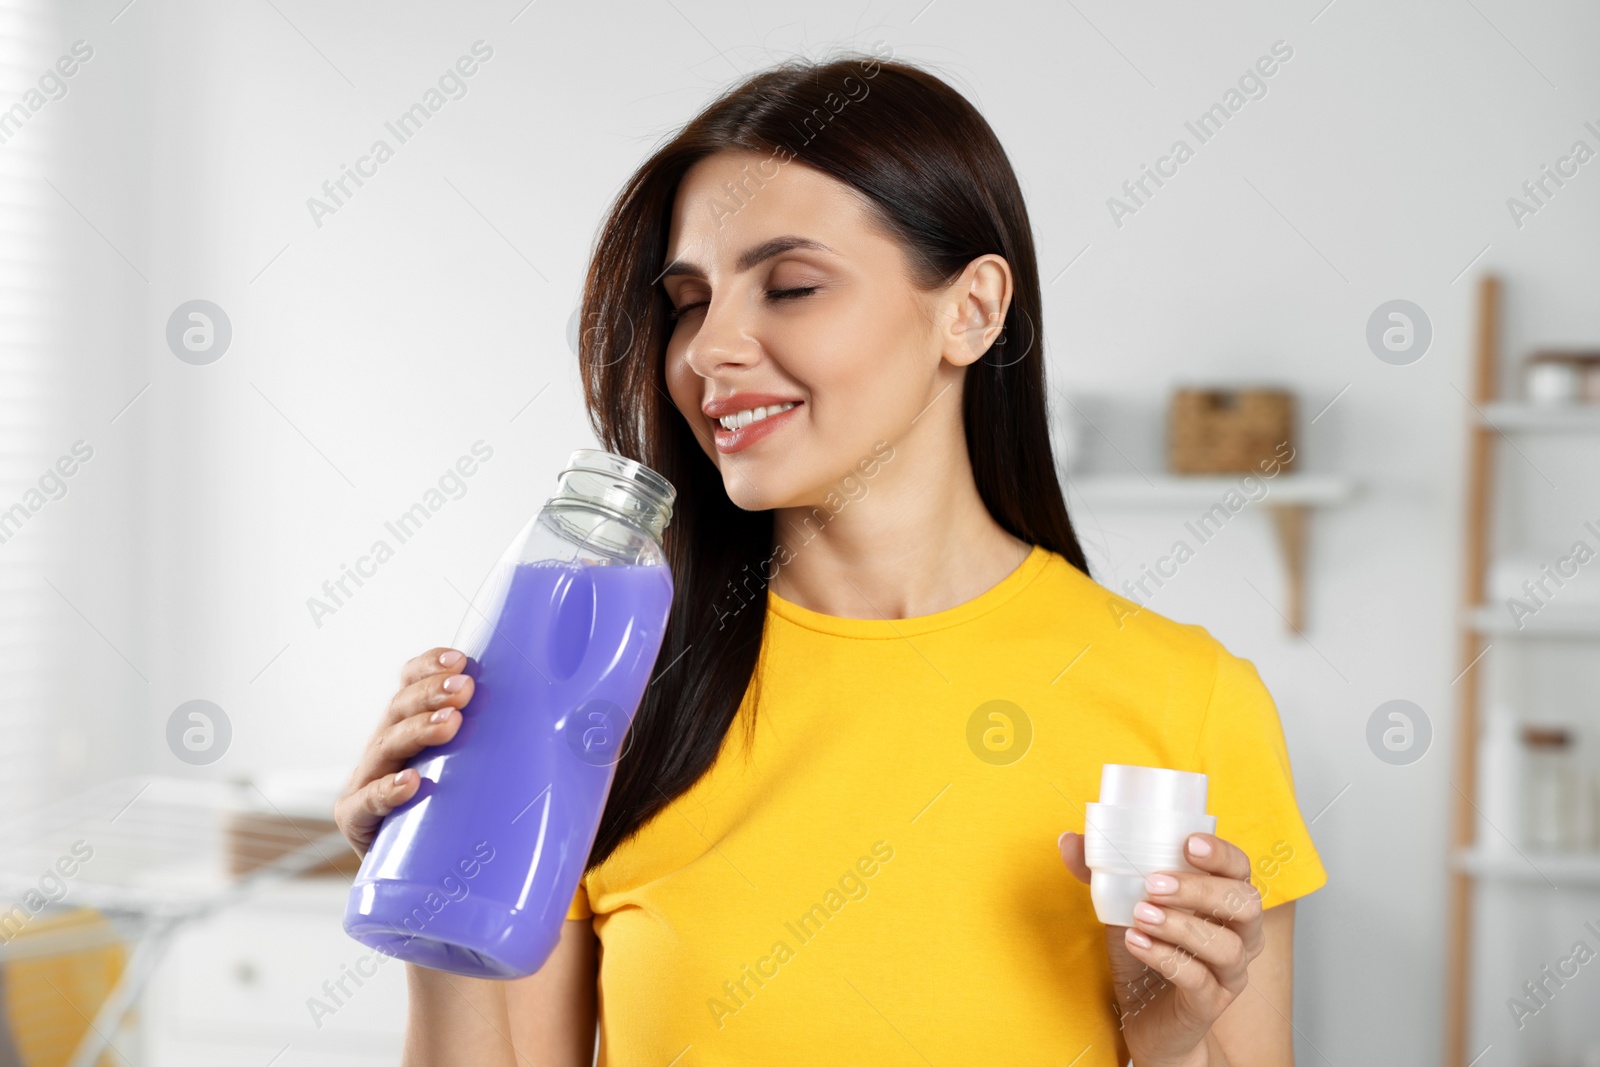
[1191,644,1328,908]
[565,878,593,920]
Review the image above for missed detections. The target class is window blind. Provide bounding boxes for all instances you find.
[0,0,61,818]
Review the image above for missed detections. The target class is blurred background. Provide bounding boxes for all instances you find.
[2,0,1598,1064]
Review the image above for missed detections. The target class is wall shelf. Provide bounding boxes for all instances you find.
[1479,402,1600,432]
[1454,847,1600,888]
[1065,474,1356,633]
[1068,474,1354,507]
[1464,604,1600,637]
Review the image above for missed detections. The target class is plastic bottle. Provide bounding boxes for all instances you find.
[1522,725,1577,852]
[1083,764,1216,926]
[343,449,676,978]
[1476,707,1523,853]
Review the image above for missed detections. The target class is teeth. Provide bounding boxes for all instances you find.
[718,402,796,431]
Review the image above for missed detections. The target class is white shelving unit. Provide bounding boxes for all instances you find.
[1445,276,1600,1066]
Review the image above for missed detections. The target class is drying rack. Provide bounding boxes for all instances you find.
[0,776,350,1067]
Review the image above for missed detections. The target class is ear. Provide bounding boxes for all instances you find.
[941,254,1013,368]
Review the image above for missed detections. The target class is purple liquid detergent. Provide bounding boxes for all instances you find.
[344,557,673,978]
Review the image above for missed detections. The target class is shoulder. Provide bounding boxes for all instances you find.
[1030,547,1240,683]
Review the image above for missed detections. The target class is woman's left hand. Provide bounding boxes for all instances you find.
[1058,830,1264,1067]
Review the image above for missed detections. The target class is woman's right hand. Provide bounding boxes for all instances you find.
[334,646,475,858]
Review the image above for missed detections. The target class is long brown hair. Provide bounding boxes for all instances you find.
[577,49,1090,868]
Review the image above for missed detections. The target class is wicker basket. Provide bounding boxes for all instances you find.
[1167,388,1296,474]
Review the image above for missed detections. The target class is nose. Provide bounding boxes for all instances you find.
[680,294,762,379]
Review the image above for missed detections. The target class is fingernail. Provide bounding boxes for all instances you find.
[1058,832,1068,849]
[442,675,466,693]
[1133,901,1165,925]
[430,708,452,724]
[1126,928,1153,949]
[393,769,414,788]
[440,650,462,666]
[1188,834,1212,857]
[1145,873,1178,895]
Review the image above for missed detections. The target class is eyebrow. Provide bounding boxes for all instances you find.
[655,235,835,283]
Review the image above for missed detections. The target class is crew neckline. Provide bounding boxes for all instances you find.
[765,544,1053,639]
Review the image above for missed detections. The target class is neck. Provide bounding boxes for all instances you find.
[766,386,1032,620]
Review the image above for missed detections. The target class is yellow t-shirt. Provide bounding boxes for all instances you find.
[567,544,1327,1065]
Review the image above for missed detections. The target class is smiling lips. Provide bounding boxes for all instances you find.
[703,394,805,454]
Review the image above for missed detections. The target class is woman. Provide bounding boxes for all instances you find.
[335,49,1326,1066]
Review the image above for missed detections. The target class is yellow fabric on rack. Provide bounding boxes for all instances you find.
[1,908,127,1067]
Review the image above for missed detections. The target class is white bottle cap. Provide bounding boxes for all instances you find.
[1098,764,1209,813]
[1083,763,1216,926]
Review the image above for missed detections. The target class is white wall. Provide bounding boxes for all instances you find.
[35,0,1600,1063]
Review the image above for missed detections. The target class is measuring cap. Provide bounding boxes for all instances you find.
[1082,764,1216,927]
[1098,763,1209,813]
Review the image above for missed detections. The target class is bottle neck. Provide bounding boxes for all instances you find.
[547,449,675,544]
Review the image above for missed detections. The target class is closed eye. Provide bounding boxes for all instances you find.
[768,285,818,301]
[666,286,819,323]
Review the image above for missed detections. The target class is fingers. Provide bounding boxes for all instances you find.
[385,662,475,727]
[350,697,466,791]
[335,647,472,858]
[334,768,422,855]
[1120,924,1235,1014]
[1100,834,1265,1028]
[1127,901,1249,996]
[1143,834,1266,956]
[1182,832,1252,883]
[400,647,468,689]
[342,667,471,798]
[1146,869,1264,928]
[1057,831,1091,884]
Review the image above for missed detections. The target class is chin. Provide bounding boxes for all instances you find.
[718,467,796,513]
